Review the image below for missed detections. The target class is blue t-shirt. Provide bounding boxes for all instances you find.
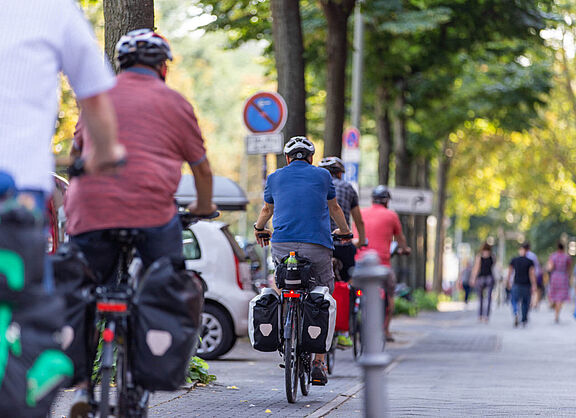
[264,160,336,249]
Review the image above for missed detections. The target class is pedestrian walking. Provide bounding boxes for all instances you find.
[471,243,495,322]
[523,243,544,309]
[507,244,537,327]
[546,242,572,323]
[458,260,473,304]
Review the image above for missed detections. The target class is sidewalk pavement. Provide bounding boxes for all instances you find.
[322,300,576,417]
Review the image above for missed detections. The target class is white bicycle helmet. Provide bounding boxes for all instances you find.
[283,136,315,160]
[116,29,173,70]
[319,156,345,173]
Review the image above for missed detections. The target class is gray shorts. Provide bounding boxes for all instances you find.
[271,242,334,293]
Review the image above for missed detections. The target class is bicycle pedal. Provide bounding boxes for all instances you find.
[311,379,327,386]
[279,363,285,369]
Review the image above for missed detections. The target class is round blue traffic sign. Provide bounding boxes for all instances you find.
[243,92,287,134]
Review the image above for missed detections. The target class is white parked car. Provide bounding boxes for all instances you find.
[183,220,256,359]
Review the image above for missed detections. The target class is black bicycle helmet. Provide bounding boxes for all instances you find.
[319,156,345,173]
[116,29,173,70]
[372,185,391,201]
[283,136,315,160]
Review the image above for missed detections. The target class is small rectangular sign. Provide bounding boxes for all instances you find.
[246,133,284,155]
[360,186,434,215]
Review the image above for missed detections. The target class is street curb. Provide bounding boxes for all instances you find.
[307,355,404,417]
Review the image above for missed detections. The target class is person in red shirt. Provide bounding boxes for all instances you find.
[356,185,410,342]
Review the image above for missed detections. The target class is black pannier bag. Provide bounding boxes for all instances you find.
[52,243,96,385]
[300,286,336,354]
[0,207,45,300]
[275,253,314,290]
[132,257,204,391]
[248,288,280,352]
[0,289,73,418]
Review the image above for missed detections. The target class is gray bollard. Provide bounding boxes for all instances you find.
[352,251,392,418]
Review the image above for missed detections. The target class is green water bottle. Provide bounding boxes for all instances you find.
[285,251,298,270]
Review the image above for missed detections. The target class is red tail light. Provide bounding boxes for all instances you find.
[234,255,244,290]
[97,301,127,313]
[356,289,363,297]
[102,328,114,343]
[284,290,300,298]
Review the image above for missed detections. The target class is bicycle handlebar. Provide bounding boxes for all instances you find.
[179,210,220,228]
[68,158,127,178]
[332,233,354,241]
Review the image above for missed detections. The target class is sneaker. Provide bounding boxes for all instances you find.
[311,360,328,386]
[69,388,90,418]
[513,315,519,328]
[337,335,353,348]
[385,334,395,342]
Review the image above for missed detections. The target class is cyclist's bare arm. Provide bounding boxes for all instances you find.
[350,206,366,247]
[78,92,125,174]
[187,158,217,215]
[254,202,274,247]
[327,198,351,235]
[395,231,411,255]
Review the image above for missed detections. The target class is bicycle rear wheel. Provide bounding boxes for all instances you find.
[284,309,299,403]
[299,353,311,396]
[352,310,362,359]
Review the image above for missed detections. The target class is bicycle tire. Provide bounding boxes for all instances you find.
[284,308,299,403]
[299,353,311,396]
[100,365,112,418]
[352,310,362,359]
[326,343,335,375]
[116,341,128,417]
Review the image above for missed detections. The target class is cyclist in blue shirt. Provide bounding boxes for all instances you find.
[254,136,351,386]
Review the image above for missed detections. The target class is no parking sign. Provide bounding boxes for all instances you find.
[243,92,287,154]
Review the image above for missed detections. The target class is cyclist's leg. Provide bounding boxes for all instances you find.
[137,214,183,268]
[70,230,120,283]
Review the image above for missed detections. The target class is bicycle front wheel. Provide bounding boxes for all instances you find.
[352,310,362,359]
[284,312,299,403]
[299,353,311,396]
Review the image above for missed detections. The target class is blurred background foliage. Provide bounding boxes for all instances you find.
[57,0,576,262]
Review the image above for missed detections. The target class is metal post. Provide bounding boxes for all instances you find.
[353,252,391,418]
[350,0,365,130]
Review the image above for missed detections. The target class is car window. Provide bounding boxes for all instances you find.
[182,229,201,260]
[221,226,247,261]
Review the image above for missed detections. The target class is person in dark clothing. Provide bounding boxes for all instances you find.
[506,244,537,327]
[471,243,495,322]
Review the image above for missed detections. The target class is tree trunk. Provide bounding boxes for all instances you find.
[392,79,411,186]
[376,83,392,185]
[321,0,355,158]
[103,0,155,72]
[432,138,452,293]
[271,0,307,168]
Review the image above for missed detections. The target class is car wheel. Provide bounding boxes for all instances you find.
[197,304,236,360]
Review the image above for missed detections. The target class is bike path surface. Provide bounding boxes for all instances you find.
[323,301,576,417]
[51,336,366,417]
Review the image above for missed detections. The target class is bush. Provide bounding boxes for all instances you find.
[393,289,439,317]
[412,289,438,311]
[187,356,216,385]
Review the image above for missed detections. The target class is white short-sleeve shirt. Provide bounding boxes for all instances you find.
[0,0,116,192]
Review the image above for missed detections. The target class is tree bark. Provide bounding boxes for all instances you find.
[432,138,452,293]
[103,0,155,73]
[271,0,307,168]
[320,0,355,158]
[376,83,392,185]
[393,79,411,186]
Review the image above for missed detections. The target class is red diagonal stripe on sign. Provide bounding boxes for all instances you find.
[250,100,276,127]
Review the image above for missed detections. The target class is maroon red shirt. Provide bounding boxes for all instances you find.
[65,70,206,235]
